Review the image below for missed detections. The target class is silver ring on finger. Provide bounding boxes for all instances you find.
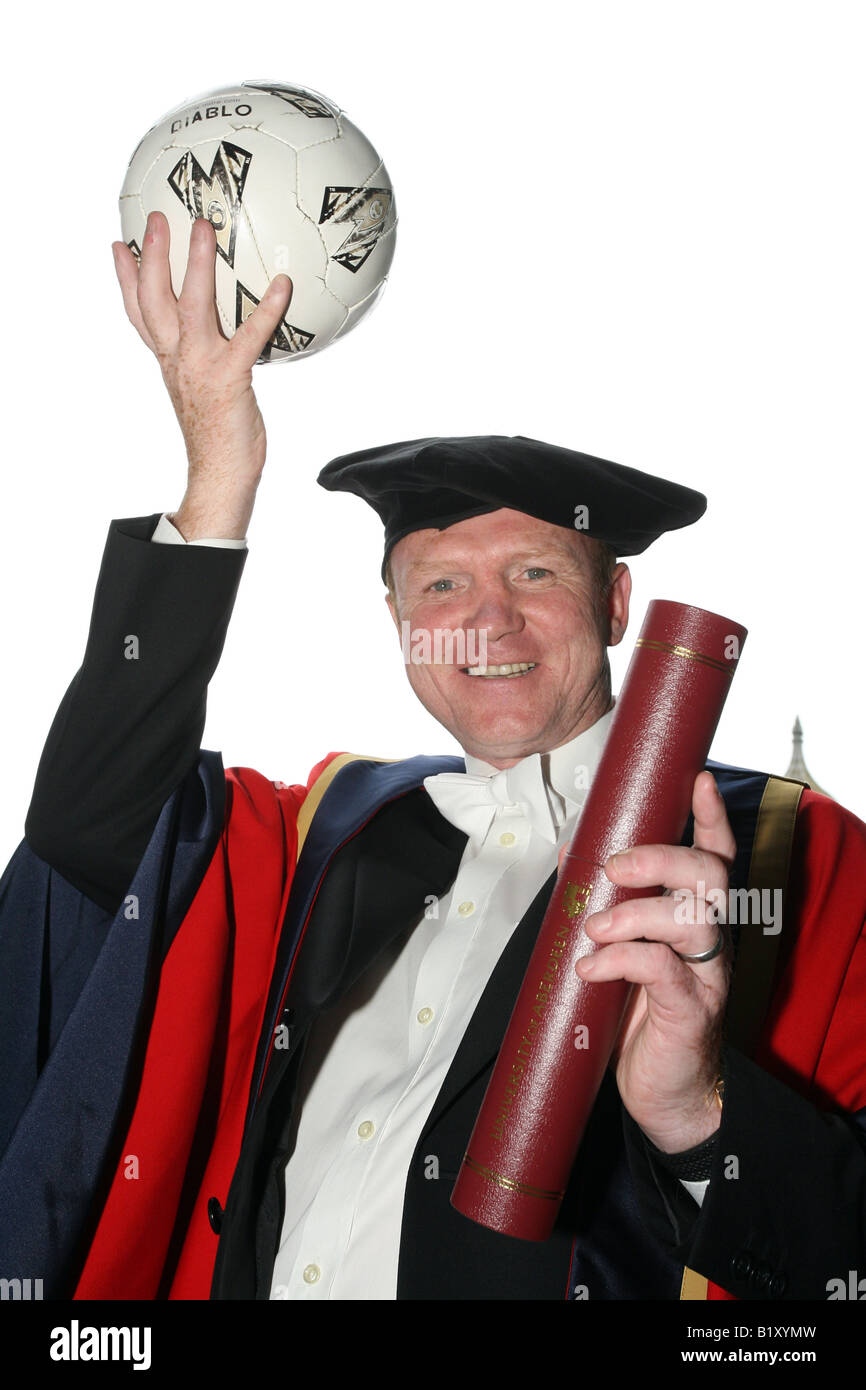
[674,923,728,964]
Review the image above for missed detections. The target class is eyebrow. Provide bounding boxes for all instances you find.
[404,543,583,579]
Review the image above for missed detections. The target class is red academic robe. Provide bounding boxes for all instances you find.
[68,752,866,1302]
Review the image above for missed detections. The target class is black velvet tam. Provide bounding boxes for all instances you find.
[317,434,707,578]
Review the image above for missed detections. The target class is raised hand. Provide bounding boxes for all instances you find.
[112,210,293,539]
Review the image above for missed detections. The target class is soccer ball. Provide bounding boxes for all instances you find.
[119,80,397,362]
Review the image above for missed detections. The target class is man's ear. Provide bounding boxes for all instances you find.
[385,591,401,632]
[608,563,632,647]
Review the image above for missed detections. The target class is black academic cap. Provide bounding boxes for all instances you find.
[317,434,706,579]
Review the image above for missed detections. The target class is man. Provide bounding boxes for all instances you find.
[2,213,865,1301]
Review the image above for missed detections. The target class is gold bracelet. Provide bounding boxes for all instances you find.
[705,1074,725,1111]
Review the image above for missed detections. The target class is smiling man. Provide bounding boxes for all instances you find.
[3,214,865,1304]
[383,507,628,764]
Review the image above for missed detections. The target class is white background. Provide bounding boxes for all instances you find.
[2,0,864,872]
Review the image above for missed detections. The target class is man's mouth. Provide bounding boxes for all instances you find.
[463,662,537,678]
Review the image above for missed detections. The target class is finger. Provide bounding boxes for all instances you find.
[576,940,722,1010]
[692,771,737,863]
[585,893,728,961]
[604,840,729,895]
[177,219,222,344]
[230,275,293,371]
[112,241,156,352]
[137,210,180,353]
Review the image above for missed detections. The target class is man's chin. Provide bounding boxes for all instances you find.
[448,717,561,765]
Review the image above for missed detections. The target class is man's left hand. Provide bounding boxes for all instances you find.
[575,770,736,1153]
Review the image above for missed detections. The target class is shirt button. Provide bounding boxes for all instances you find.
[457,900,475,917]
[499,831,516,846]
[303,1264,321,1285]
[357,1120,375,1140]
[417,1006,434,1025]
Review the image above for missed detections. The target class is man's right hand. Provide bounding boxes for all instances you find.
[112,210,293,540]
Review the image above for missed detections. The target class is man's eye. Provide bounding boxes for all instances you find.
[430,579,454,592]
[524,567,551,580]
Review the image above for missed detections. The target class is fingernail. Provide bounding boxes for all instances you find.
[591,911,611,933]
[577,956,596,975]
[609,851,635,874]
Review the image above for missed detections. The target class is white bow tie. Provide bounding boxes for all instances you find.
[424,754,574,845]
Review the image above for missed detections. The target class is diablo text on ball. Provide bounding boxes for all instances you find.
[119,80,397,362]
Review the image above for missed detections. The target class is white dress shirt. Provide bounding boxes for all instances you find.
[151,512,707,1300]
[269,713,614,1299]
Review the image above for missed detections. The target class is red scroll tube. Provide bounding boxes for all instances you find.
[450,600,747,1240]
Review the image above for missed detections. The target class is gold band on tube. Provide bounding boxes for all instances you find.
[635,638,736,676]
[461,1153,565,1202]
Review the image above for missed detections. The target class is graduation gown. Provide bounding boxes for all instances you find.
[2,515,865,1301]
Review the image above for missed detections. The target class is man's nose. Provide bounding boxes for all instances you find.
[465,584,526,643]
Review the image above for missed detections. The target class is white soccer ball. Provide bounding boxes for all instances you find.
[119,80,397,362]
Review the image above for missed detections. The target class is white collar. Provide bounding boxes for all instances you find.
[424,707,614,845]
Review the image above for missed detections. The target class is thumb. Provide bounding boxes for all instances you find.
[692,771,737,864]
[231,275,294,369]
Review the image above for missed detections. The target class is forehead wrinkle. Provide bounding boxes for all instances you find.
[403,538,586,580]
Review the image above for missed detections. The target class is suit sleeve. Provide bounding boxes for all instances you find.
[624,1045,866,1299]
[24,513,247,913]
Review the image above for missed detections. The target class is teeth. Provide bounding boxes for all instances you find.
[466,662,537,678]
